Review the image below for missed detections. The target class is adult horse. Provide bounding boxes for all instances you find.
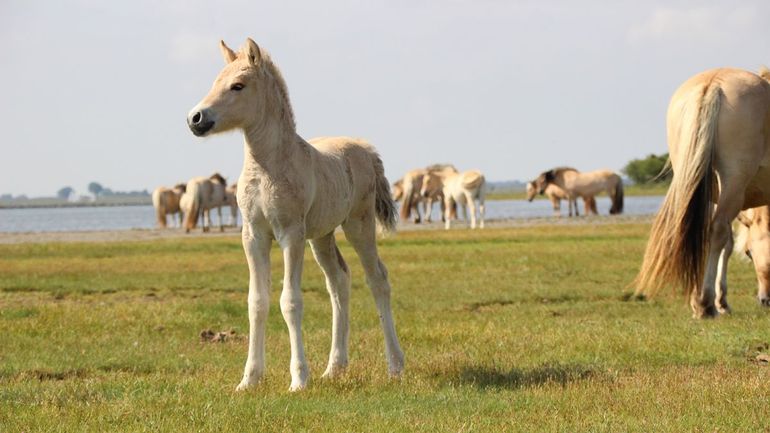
[734,206,770,307]
[635,67,770,318]
[187,38,404,391]
[422,165,486,229]
[525,181,597,217]
[180,173,228,233]
[151,183,186,228]
[534,167,623,216]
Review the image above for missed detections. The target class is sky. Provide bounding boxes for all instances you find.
[2,0,769,197]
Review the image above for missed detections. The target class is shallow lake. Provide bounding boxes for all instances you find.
[0,196,664,233]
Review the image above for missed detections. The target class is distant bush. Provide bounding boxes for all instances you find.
[623,153,671,185]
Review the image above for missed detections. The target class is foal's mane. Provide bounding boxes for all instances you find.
[174,183,187,193]
[425,163,458,173]
[255,51,296,129]
[547,166,578,176]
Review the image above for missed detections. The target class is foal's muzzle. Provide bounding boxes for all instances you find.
[187,109,215,136]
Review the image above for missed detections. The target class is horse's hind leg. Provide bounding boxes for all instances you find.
[478,196,485,229]
[342,216,404,377]
[692,180,746,318]
[309,233,351,378]
[714,225,733,314]
[218,206,224,232]
[464,191,477,229]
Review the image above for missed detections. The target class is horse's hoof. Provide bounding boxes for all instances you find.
[321,363,347,379]
[288,380,307,392]
[759,297,770,307]
[235,379,257,391]
[691,304,719,319]
[716,304,732,315]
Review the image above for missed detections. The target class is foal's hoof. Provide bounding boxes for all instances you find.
[321,364,347,379]
[288,380,307,392]
[235,379,257,392]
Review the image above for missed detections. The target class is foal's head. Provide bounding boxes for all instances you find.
[420,172,442,198]
[187,39,293,137]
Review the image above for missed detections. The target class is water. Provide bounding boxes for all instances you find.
[0,196,664,233]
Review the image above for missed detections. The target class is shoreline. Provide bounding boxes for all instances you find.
[0,214,654,244]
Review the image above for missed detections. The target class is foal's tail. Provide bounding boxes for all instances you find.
[152,188,167,228]
[183,182,202,233]
[634,84,721,298]
[373,155,398,233]
[609,176,624,215]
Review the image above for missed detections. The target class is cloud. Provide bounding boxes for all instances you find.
[627,4,759,45]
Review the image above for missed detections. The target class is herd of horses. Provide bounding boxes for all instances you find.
[152,173,238,232]
[177,38,770,391]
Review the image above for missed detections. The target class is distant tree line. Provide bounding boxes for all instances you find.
[2,181,150,202]
[622,153,672,185]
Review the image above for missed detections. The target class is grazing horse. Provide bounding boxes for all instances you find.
[734,206,770,307]
[151,183,186,228]
[225,182,239,227]
[525,181,597,217]
[422,166,486,229]
[534,167,623,216]
[635,67,770,318]
[180,173,228,233]
[187,38,404,391]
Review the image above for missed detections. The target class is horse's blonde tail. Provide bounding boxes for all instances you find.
[635,84,721,298]
[183,183,201,233]
[610,177,624,215]
[373,155,397,232]
[152,189,167,228]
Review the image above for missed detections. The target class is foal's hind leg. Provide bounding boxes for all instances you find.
[309,233,351,378]
[715,226,733,314]
[464,191,477,229]
[342,216,404,377]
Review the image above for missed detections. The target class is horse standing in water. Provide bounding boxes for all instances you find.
[525,181,597,217]
[187,38,404,391]
[151,183,186,228]
[533,167,623,216]
[636,67,770,317]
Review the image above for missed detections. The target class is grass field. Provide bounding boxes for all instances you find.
[2,222,769,432]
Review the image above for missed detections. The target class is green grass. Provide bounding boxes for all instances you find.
[487,183,669,201]
[2,223,769,432]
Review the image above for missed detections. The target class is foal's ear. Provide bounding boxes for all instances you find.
[219,40,237,64]
[242,38,263,66]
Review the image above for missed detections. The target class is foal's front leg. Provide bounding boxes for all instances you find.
[279,232,309,391]
[236,228,272,391]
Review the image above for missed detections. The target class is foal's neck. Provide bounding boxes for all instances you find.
[241,77,302,177]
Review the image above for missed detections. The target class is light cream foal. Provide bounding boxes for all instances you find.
[422,166,486,229]
[187,38,404,391]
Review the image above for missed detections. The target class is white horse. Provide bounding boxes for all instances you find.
[421,166,486,229]
[180,173,228,233]
[187,38,404,391]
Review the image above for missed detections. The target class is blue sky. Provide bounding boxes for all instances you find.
[2,0,769,196]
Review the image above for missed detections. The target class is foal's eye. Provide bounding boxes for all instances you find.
[230,83,245,91]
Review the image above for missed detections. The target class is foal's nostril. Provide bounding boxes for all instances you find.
[191,112,202,124]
